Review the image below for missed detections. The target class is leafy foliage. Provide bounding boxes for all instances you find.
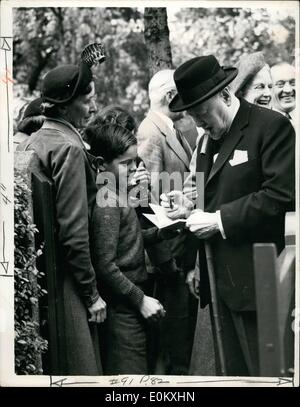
[13,6,295,124]
[170,7,295,67]
[13,7,149,122]
[14,170,48,374]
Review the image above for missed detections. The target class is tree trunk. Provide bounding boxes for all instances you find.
[144,8,173,77]
[28,51,53,93]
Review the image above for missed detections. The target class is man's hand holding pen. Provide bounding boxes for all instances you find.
[160,190,194,220]
[160,190,220,239]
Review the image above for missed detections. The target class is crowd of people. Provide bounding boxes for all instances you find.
[14,48,296,376]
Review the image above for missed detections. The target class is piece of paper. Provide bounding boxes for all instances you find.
[143,204,186,231]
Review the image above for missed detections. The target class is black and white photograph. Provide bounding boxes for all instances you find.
[0,0,298,387]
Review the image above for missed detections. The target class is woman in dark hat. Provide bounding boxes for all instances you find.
[20,44,107,375]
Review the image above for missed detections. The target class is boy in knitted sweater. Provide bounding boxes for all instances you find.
[87,121,166,374]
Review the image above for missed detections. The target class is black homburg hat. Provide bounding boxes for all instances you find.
[169,55,238,112]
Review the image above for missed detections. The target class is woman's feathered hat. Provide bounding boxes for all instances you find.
[41,42,106,105]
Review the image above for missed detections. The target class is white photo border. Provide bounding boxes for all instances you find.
[0,0,299,387]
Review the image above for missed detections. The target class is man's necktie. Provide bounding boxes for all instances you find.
[174,126,192,161]
[211,137,224,155]
[285,112,292,120]
[209,135,226,169]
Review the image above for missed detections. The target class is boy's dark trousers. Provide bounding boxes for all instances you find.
[99,297,148,375]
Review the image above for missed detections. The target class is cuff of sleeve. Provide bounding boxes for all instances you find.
[128,284,145,309]
[216,210,226,239]
[83,284,100,308]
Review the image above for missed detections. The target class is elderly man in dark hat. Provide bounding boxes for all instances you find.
[161,55,295,376]
[21,45,107,375]
[183,52,274,202]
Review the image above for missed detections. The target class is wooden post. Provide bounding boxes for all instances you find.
[32,170,67,375]
[254,243,282,376]
[254,212,296,377]
[14,151,67,374]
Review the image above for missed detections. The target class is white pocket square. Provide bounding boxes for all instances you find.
[229,150,248,166]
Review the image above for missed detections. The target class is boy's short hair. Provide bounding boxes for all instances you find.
[88,105,136,133]
[86,123,137,163]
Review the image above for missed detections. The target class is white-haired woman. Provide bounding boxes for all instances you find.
[231,52,273,108]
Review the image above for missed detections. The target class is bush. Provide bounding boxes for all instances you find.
[14,170,48,374]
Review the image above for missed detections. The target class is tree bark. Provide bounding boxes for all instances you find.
[28,50,54,93]
[144,8,173,77]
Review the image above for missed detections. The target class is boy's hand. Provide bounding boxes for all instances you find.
[139,295,166,322]
[128,162,150,207]
[186,269,200,299]
[88,296,107,323]
[130,161,150,186]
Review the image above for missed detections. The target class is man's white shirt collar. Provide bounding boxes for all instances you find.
[272,106,296,129]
